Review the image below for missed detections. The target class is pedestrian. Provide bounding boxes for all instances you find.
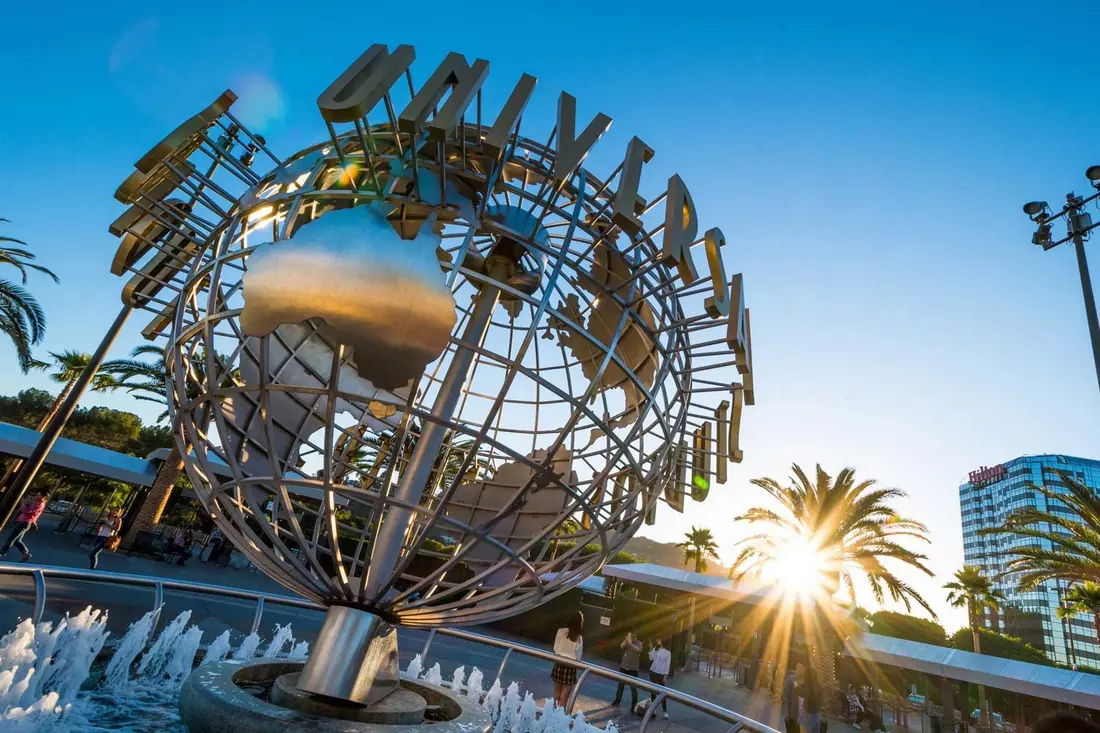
[551,611,584,709]
[89,508,122,570]
[0,492,48,563]
[798,666,821,733]
[647,638,672,720]
[782,663,803,733]
[612,627,642,709]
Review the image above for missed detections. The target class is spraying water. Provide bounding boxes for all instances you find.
[262,624,294,659]
[201,631,232,667]
[403,653,422,680]
[232,632,261,660]
[165,627,204,685]
[104,610,157,689]
[137,611,191,679]
[449,664,465,692]
[465,666,484,702]
[288,641,309,660]
[421,661,443,686]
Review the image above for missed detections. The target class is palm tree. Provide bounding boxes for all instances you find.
[677,526,720,574]
[0,218,58,372]
[980,469,1100,588]
[0,350,116,492]
[731,464,933,690]
[731,464,934,613]
[1057,582,1100,651]
[945,565,1005,726]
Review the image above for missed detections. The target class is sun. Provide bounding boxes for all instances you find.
[771,535,829,599]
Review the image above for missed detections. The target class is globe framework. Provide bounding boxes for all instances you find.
[155,50,752,631]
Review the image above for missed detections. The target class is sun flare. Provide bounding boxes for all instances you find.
[771,535,829,598]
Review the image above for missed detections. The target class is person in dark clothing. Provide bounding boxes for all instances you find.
[782,663,803,733]
[612,628,642,709]
[797,667,821,733]
[1033,711,1100,733]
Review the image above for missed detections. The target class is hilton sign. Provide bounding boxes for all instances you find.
[968,464,1007,486]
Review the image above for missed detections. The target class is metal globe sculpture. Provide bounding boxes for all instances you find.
[104,43,757,707]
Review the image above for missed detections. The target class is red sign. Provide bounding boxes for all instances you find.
[968,464,1007,486]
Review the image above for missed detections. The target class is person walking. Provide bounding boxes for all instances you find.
[798,666,821,733]
[647,638,672,720]
[782,663,803,733]
[0,492,47,563]
[551,612,584,710]
[612,627,642,709]
[89,507,122,570]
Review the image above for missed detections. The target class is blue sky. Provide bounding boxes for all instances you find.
[3,1,1100,629]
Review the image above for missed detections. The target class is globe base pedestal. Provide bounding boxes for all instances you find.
[178,660,491,733]
[297,606,400,705]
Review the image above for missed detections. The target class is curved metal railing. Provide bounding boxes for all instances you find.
[0,563,779,733]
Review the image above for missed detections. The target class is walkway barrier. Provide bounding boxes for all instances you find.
[0,563,780,733]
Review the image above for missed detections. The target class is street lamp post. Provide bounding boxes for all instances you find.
[1025,175,1100,399]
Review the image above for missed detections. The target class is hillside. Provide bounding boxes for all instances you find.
[621,536,731,577]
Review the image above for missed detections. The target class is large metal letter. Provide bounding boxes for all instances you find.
[135,90,237,173]
[691,422,712,502]
[399,52,490,141]
[483,74,537,159]
[661,174,700,284]
[704,228,730,317]
[729,386,745,463]
[663,441,686,513]
[317,44,416,124]
[611,137,654,237]
[715,400,729,484]
[551,92,612,184]
[742,309,755,405]
[727,273,748,367]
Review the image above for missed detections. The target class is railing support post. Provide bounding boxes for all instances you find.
[31,568,45,624]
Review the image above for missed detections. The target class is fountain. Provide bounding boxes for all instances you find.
[0,605,625,733]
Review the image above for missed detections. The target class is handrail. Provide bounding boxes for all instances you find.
[0,562,778,733]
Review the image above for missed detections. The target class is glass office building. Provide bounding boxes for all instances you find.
[959,454,1100,669]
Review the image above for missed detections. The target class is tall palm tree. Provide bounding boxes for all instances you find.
[731,464,934,613]
[0,218,58,372]
[677,526,720,574]
[945,565,1005,726]
[980,469,1100,588]
[1057,582,1100,651]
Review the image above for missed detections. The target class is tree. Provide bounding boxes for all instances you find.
[945,565,1006,725]
[731,464,933,688]
[949,627,1050,666]
[0,218,57,372]
[0,351,118,492]
[867,610,949,647]
[980,469,1100,588]
[731,464,934,613]
[677,526,720,574]
[1058,582,1100,648]
[100,344,181,544]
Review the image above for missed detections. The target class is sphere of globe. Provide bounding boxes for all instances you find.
[168,137,691,627]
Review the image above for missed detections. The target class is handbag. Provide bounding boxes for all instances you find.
[105,536,121,551]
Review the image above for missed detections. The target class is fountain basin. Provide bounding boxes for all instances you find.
[178,660,492,733]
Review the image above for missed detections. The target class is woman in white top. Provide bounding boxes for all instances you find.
[551,611,584,709]
[89,507,122,570]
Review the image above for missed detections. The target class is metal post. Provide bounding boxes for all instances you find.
[1072,234,1100,397]
[0,304,131,533]
[363,260,507,598]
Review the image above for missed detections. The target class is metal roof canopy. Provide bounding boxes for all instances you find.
[0,422,339,504]
[848,632,1100,709]
[601,562,813,610]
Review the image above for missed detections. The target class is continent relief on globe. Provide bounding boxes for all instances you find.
[240,205,457,390]
[550,243,659,434]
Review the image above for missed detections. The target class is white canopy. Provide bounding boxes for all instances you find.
[849,632,1100,708]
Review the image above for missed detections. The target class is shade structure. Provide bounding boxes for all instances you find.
[848,631,1100,708]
